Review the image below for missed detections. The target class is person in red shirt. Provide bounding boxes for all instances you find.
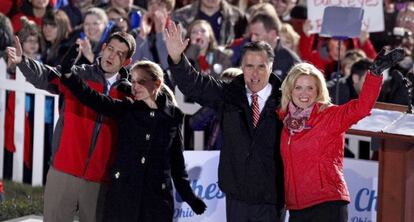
[11,0,54,34]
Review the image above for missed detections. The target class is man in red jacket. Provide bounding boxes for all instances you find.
[7,31,136,222]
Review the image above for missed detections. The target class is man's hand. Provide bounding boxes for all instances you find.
[164,21,189,64]
[6,36,23,66]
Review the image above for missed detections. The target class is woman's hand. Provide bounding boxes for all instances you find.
[165,21,189,64]
[139,13,152,39]
[153,10,167,33]
[76,37,94,63]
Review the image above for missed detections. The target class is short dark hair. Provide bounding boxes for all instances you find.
[106,31,136,59]
[249,13,282,34]
[351,58,373,78]
[241,41,275,64]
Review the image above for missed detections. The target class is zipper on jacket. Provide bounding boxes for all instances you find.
[288,134,299,206]
[82,116,104,176]
[82,82,110,176]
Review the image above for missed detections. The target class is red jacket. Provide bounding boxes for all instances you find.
[278,72,382,210]
[17,57,130,183]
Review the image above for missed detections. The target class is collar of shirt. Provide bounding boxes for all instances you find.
[246,83,272,112]
[106,73,119,88]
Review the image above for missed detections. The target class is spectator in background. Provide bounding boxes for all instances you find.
[396,4,414,34]
[299,20,377,78]
[131,0,175,73]
[185,19,232,78]
[237,0,265,19]
[41,10,73,66]
[7,31,136,222]
[99,0,145,17]
[172,0,248,45]
[350,59,374,95]
[227,2,279,66]
[76,7,109,64]
[190,67,242,150]
[11,0,54,33]
[18,17,43,61]
[270,0,297,22]
[288,4,307,36]
[327,50,367,105]
[370,2,399,52]
[106,7,131,33]
[166,22,285,222]
[279,23,300,56]
[61,0,94,29]
[247,13,301,80]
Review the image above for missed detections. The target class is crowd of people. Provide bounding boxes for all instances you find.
[0,0,412,221]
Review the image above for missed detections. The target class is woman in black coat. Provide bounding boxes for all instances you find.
[61,60,206,222]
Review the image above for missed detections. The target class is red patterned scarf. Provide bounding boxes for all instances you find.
[284,102,314,135]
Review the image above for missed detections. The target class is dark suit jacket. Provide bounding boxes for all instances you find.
[169,56,285,209]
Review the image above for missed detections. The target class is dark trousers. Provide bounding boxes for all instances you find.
[289,200,348,222]
[226,197,284,222]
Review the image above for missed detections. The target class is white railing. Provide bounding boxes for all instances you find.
[0,57,374,187]
[0,58,59,186]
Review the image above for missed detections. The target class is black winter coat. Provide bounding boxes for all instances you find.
[169,56,285,209]
[62,74,199,222]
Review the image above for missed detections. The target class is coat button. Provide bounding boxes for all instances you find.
[114,171,120,179]
[161,183,166,190]
[145,134,150,140]
[150,111,155,117]
[141,157,146,164]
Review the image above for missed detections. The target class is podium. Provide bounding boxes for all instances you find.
[347,102,414,222]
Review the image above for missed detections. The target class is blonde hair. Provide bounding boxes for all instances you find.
[130,60,177,106]
[280,23,300,53]
[84,7,109,27]
[281,63,331,112]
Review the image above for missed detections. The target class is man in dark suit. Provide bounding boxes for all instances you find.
[165,22,285,222]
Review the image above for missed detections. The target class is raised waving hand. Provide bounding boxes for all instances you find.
[164,21,189,64]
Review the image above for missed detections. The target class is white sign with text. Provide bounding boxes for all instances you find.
[174,152,379,222]
[307,0,384,33]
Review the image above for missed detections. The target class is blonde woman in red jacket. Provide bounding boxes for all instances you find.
[277,48,404,222]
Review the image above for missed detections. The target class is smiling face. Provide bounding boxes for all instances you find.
[291,75,318,109]
[241,50,272,93]
[130,69,160,101]
[83,14,106,43]
[100,39,130,74]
